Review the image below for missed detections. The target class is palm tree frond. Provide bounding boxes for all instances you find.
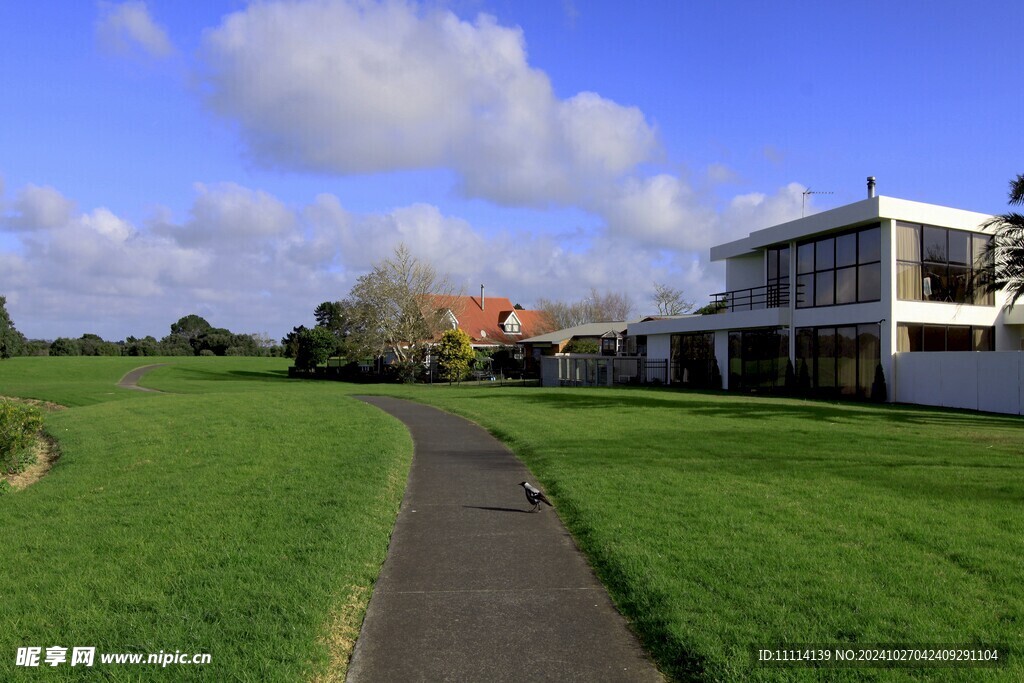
[1009,173,1024,206]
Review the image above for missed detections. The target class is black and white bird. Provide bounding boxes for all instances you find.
[519,481,552,512]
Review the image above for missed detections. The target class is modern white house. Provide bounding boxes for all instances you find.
[629,180,1024,414]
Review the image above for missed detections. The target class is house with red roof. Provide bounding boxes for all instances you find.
[423,289,554,350]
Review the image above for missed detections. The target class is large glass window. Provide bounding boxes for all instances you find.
[796,224,881,308]
[896,323,995,352]
[727,328,789,391]
[671,332,715,386]
[795,323,881,399]
[897,222,993,305]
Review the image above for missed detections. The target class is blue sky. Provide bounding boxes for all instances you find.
[1,0,1021,341]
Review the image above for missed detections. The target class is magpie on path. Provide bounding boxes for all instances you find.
[519,481,553,512]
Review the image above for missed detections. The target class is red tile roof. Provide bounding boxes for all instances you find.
[423,294,554,345]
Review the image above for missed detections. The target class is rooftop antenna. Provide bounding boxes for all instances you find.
[802,188,834,217]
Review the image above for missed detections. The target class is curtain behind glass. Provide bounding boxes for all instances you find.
[897,222,921,260]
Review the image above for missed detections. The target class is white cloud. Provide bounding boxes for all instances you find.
[199,0,657,206]
[155,182,297,249]
[96,1,174,59]
[2,184,77,232]
[721,182,807,239]
[598,175,719,251]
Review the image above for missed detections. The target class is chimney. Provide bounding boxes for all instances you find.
[867,176,876,198]
[480,284,485,310]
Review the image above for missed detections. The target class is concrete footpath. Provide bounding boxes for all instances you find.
[346,396,662,682]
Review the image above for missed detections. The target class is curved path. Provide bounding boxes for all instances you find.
[116,364,168,392]
[346,396,662,682]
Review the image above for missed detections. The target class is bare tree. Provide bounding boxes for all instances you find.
[348,244,460,362]
[652,282,694,316]
[536,288,634,329]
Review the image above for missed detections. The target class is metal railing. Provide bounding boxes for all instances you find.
[708,283,791,312]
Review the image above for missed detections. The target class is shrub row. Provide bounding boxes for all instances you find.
[0,400,43,475]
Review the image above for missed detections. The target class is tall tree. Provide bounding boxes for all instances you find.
[979,173,1024,309]
[314,300,362,357]
[347,244,459,363]
[0,296,25,359]
[652,283,694,316]
[293,327,336,370]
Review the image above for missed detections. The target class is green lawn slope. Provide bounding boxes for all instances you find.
[1,357,411,681]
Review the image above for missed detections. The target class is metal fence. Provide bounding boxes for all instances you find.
[540,355,668,387]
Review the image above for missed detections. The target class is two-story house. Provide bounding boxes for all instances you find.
[629,180,1024,413]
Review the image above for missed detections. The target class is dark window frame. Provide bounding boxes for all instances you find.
[796,224,881,309]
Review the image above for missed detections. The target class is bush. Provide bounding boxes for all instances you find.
[871,363,888,402]
[387,359,422,384]
[436,329,474,383]
[564,339,599,354]
[710,358,723,390]
[0,401,43,475]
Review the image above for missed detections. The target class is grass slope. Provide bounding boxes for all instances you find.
[0,358,411,681]
[358,384,1023,682]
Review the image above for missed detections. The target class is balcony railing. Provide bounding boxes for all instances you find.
[708,283,791,313]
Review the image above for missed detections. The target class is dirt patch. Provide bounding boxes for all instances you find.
[0,395,66,412]
[4,432,60,490]
[1,396,64,491]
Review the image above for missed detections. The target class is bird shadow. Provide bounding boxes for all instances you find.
[461,505,533,514]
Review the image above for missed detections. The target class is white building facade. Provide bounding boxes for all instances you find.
[629,192,1024,413]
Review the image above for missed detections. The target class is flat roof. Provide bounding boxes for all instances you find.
[711,196,993,261]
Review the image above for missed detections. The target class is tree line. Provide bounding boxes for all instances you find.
[0,305,281,358]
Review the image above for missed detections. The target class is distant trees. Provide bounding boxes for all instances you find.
[159,315,269,357]
[124,336,161,356]
[536,288,634,329]
[0,296,25,359]
[978,173,1024,309]
[48,337,81,356]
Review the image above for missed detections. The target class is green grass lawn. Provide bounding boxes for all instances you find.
[2,358,1021,681]
[355,383,1023,682]
[0,357,412,681]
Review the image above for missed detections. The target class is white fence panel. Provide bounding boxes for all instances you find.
[894,352,1024,415]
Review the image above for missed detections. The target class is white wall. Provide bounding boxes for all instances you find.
[894,352,1024,415]
[725,252,763,292]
